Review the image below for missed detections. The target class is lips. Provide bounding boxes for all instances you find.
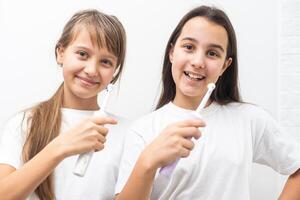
[183,71,205,81]
[76,75,100,86]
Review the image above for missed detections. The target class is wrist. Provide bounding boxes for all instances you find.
[44,139,67,163]
[137,151,159,175]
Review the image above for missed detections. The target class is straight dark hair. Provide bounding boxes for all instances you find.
[156,6,241,109]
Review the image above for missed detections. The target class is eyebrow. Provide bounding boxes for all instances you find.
[74,45,92,52]
[75,45,117,60]
[181,37,225,52]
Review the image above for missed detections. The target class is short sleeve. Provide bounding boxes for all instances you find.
[0,113,27,169]
[115,126,147,194]
[252,109,300,175]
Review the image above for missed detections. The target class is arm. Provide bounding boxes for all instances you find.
[116,119,204,200]
[0,144,64,200]
[278,169,300,200]
[115,152,156,200]
[0,116,116,200]
[250,108,300,199]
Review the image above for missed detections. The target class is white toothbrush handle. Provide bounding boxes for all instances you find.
[73,110,107,176]
[73,151,94,176]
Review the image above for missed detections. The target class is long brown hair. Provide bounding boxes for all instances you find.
[156,6,241,109]
[22,9,126,200]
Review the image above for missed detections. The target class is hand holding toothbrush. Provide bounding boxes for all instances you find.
[159,83,216,177]
[49,114,117,156]
[46,85,116,176]
[138,119,204,172]
[73,84,115,176]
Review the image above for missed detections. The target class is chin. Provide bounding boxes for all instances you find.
[72,88,97,99]
[181,89,201,98]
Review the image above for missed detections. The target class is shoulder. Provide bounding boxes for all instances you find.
[125,105,171,143]
[0,111,29,148]
[1,111,31,143]
[130,105,167,130]
[0,111,31,169]
[3,111,30,133]
[221,102,272,119]
[218,102,277,132]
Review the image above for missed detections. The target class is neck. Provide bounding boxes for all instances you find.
[62,86,99,110]
[173,93,212,111]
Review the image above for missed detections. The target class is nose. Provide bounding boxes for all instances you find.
[84,60,98,77]
[191,52,205,69]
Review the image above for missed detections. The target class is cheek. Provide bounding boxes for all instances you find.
[62,66,73,80]
[171,55,185,79]
[207,61,225,78]
[62,66,79,82]
[171,64,180,84]
[63,56,84,73]
[101,68,115,83]
[172,50,186,66]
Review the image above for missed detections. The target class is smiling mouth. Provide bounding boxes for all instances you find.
[76,76,100,85]
[184,71,205,81]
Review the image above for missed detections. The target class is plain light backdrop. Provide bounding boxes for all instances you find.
[0,0,289,199]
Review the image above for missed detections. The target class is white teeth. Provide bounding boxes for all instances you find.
[185,71,204,80]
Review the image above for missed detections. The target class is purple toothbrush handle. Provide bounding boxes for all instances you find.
[159,158,180,177]
[159,135,194,177]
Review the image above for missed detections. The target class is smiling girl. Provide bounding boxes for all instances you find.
[115,6,300,200]
[0,9,128,200]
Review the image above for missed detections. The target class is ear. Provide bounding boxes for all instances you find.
[56,44,64,65]
[168,44,174,63]
[220,57,232,75]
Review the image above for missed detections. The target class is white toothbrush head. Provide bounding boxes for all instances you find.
[207,83,216,91]
[195,83,216,113]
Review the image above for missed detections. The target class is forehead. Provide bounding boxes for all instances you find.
[70,28,94,47]
[179,17,228,49]
[69,26,116,57]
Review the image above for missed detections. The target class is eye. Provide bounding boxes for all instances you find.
[101,59,114,68]
[183,44,194,51]
[207,50,219,57]
[77,50,89,59]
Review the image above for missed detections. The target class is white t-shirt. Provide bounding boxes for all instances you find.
[115,101,300,200]
[0,108,130,200]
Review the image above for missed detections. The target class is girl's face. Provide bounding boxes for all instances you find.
[56,29,117,110]
[170,17,232,109]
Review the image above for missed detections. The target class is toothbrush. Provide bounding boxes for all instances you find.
[195,83,216,115]
[73,84,114,177]
[159,83,216,177]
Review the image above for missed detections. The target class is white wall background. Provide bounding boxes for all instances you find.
[0,0,299,199]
